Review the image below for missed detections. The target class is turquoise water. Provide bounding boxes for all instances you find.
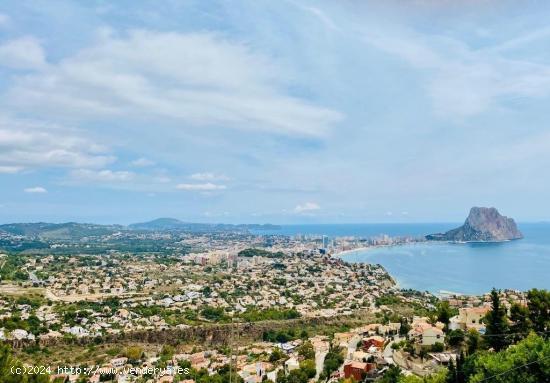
[257,223,550,295]
[254,223,458,238]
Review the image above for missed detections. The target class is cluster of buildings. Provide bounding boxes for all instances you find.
[442,289,529,334]
[46,324,397,383]
[2,229,519,382]
[0,243,420,345]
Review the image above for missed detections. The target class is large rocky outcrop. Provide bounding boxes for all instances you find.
[426,207,523,242]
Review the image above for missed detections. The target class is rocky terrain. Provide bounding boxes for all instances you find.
[426,207,523,242]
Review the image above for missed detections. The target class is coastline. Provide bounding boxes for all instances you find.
[332,239,510,259]
[336,245,476,297]
[332,246,371,258]
[332,241,430,258]
[332,241,505,297]
[332,246,402,289]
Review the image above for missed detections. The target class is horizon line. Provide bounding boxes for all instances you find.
[1,220,548,226]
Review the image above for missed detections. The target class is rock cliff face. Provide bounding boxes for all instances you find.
[22,313,377,349]
[426,207,523,242]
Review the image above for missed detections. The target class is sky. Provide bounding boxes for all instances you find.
[1,0,550,224]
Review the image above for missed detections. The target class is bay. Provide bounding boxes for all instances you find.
[256,223,550,295]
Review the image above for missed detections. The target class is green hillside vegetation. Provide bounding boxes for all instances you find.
[0,344,49,383]
[240,308,300,322]
[238,248,285,258]
[0,254,30,281]
[0,222,122,240]
[393,333,550,383]
[382,288,550,383]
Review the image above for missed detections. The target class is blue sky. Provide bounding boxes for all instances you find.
[1,0,550,224]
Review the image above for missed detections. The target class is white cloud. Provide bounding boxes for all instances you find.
[0,115,114,172]
[70,169,135,182]
[24,186,47,193]
[190,172,229,181]
[363,29,550,117]
[0,165,23,174]
[131,157,155,167]
[5,30,342,137]
[294,202,320,213]
[176,182,227,191]
[65,169,178,192]
[0,36,46,70]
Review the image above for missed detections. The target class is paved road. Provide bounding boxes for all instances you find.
[28,271,43,285]
[383,335,401,365]
[315,351,327,380]
[347,335,361,358]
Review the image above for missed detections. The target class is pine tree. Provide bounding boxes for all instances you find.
[527,288,550,335]
[509,302,530,342]
[456,351,465,383]
[485,288,509,351]
[466,328,481,355]
[437,301,453,327]
[446,359,457,383]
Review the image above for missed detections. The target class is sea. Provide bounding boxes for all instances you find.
[253,223,550,296]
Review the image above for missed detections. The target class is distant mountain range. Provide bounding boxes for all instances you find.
[426,207,523,242]
[128,218,280,232]
[0,218,280,240]
[0,222,125,240]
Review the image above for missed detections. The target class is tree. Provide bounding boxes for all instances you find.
[442,353,465,383]
[297,341,315,360]
[201,286,212,298]
[399,317,411,336]
[446,329,465,348]
[527,289,550,335]
[467,333,550,383]
[160,344,175,360]
[193,364,243,383]
[437,301,453,327]
[200,306,226,321]
[299,359,316,379]
[400,370,447,383]
[446,359,457,383]
[510,303,530,342]
[125,346,143,361]
[378,365,402,383]
[322,346,344,378]
[285,361,316,383]
[484,288,509,351]
[269,347,286,362]
[466,329,481,355]
[456,351,465,383]
[0,344,49,383]
[276,369,286,383]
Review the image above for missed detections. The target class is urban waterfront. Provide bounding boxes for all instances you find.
[262,223,550,295]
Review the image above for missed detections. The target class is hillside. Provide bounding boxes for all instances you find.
[0,222,124,240]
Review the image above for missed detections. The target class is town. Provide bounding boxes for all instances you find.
[1,225,547,383]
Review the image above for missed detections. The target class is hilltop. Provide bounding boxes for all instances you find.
[0,219,280,241]
[0,222,124,240]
